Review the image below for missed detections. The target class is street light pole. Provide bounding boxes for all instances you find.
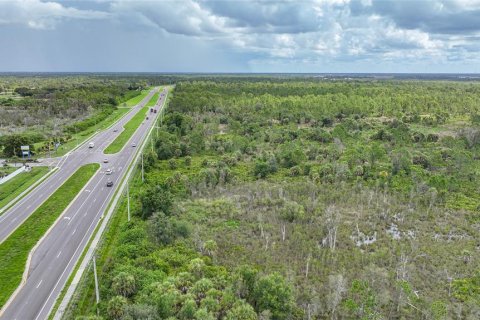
[141,153,144,183]
[127,181,130,222]
[93,254,100,315]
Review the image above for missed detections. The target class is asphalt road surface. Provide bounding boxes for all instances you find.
[0,87,168,320]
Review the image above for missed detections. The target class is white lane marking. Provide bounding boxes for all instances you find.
[56,251,62,258]
[68,174,105,225]
[26,205,31,209]
[72,229,76,235]
[32,90,162,319]
[36,280,43,289]
[93,198,97,203]
[85,190,91,193]
[63,217,71,220]
[12,217,17,222]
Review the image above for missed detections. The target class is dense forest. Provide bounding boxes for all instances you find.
[68,79,480,320]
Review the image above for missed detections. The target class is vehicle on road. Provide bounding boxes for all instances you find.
[146,116,149,120]
[103,158,109,163]
[114,128,118,132]
[150,108,154,112]
[154,109,157,113]
[105,168,112,175]
[106,181,113,187]
[132,143,137,147]
[88,142,95,148]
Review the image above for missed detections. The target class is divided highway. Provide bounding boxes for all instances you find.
[0,87,168,320]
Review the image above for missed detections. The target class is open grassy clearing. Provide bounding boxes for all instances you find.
[0,163,99,308]
[0,166,50,212]
[104,91,160,154]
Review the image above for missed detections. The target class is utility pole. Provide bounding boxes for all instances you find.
[127,181,130,222]
[141,152,144,182]
[75,125,79,148]
[93,254,100,316]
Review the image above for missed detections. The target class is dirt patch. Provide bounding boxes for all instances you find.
[219,124,227,134]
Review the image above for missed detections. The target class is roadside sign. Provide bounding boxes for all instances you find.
[21,145,30,151]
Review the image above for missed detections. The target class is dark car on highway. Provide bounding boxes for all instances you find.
[106,181,113,187]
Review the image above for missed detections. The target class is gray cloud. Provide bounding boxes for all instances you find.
[0,0,479,72]
[199,0,320,33]
[0,0,109,29]
[351,0,480,35]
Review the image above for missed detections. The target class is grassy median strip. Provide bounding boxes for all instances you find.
[124,88,151,107]
[35,89,151,157]
[104,92,159,154]
[43,108,131,157]
[0,167,50,213]
[145,91,159,107]
[0,163,100,308]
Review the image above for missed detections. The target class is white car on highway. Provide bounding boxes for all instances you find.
[105,168,112,175]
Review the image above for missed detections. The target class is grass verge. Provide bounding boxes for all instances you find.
[0,163,100,308]
[145,91,159,107]
[103,92,160,154]
[0,167,50,212]
[56,92,166,319]
[62,143,146,319]
[103,106,148,154]
[124,88,151,107]
[34,107,131,157]
[32,89,153,158]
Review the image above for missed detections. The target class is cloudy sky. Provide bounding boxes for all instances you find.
[1,0,480,73]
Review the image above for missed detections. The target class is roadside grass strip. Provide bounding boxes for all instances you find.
[0,163,100,308]
[41,108,131,157]
[104,92,159,154]
[0,167,50,213]
[145,91,159,107]
[124,88,151,107]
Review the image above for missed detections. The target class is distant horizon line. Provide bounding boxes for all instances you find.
[1,71,480,75]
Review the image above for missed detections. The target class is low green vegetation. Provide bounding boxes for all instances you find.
[0,166,17,177]
[69,79,480,319]
[123,88,151,107]
[103,106,148,154]
[0,76,157,158]
[46,107,131,157]
[145,91,159,107]
[104,91,161,154]
[0,163,99,308]
[0,166,50,212]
